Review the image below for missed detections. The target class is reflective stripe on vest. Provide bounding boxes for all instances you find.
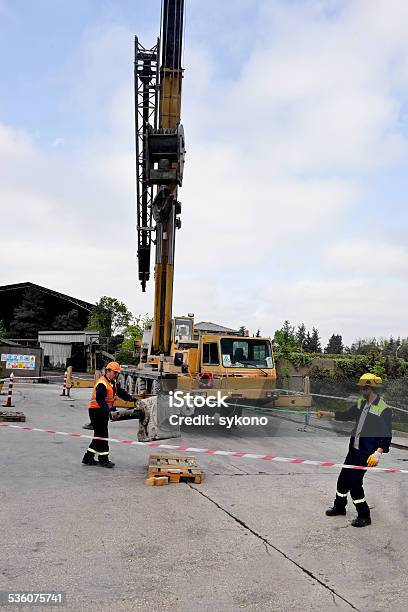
[88,376,115,409]
[354,396,388,450]
[357,397,388,416]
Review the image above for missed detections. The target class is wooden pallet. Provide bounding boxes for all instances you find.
[147,454,202,484]
[0,410,26,422]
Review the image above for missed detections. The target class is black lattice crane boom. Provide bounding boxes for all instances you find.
[135,0,185,355]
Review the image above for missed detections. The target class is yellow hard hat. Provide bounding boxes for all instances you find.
[357,373,382,388]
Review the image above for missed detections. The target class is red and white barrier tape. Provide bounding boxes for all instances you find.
[277,387,408,415]
[0,375,66,383]
[0,422,405,474]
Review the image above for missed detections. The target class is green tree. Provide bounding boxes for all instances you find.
[0,319,6,338]
[397,339,408,360]
[295,323,307,349]
[52,309,82,331]
[274,321,298,353]
[303,331,312,352]
[115,315,152,365]
[86,296,132,337]
[282,320,295,344]
[9,288,47,338]
[381,335,400,357]
[325,334,344,355]
[305,327,321,353]
[350,338,379,356]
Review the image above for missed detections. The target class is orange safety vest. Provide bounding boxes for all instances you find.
[88,376,116,410]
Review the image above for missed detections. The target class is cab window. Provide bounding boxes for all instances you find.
[174,318,193,342]
[203,342,219,365]
[220,338,273,369]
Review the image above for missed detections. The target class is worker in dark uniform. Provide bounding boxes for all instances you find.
[317,373,392,527]
[82,361,144,468]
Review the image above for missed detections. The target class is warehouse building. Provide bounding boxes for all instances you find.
[0,282,93,334]
[38,331,100,371]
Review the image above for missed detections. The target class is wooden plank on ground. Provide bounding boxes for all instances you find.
[147,453,202,484]
[0,410,26,422]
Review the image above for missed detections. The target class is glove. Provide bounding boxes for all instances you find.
[367,450,382,467]
[315,410,333,418]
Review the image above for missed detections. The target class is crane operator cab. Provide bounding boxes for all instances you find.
[139,314,196,365]
[173,317,194,345]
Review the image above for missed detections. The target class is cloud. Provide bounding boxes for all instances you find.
[2,0,408,345]
[325,239,408,278]
[184,0,408,173]
[0,119,149,311]
[255,275,408,344]
[178,144,359,268]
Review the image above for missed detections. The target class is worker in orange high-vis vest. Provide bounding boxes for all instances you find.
[82,362,144,468]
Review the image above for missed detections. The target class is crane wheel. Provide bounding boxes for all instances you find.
[117,373,126,389]
[151,379,161,395]
[136,377,147,396]
[125,375,133,394]
[180,403,195,417]
[220,403,243,420]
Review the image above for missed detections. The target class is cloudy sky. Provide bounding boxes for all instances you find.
[1,0,408,345]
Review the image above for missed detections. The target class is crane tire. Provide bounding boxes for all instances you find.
[136,377,147,396]
[151,379,161,395]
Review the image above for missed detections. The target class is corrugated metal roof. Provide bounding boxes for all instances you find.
[0,338,21,347]
[0,282,94,311]
[38,331,100,344]
[195,321,239,333]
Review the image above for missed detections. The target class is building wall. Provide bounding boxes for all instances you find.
[41,342,72,368]
[277,357,337,392]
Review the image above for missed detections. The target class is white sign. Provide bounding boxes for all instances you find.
[1,353,36,370]
[222,354,231,367]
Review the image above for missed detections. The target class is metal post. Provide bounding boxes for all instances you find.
[304,376,311,428]
[66,365,72,398]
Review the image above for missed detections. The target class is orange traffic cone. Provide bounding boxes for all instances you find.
[60,371,68,397]
[3,372,15,407]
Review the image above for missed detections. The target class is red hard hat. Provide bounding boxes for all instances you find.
[106,361,121,373]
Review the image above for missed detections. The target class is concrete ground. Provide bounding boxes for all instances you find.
[1,384,408,612]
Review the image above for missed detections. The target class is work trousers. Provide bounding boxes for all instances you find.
[87,408,110,457]
[334,449,370,518]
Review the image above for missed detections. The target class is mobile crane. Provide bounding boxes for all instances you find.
[125,0,279,415]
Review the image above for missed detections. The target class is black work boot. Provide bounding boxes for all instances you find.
[326,506,346,516]
[98,457,115,468]
[82,422,93,430]
[82,452,97,466]
[351,516,371,527]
